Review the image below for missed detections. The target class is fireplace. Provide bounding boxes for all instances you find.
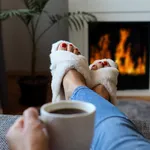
[88,22,150,90]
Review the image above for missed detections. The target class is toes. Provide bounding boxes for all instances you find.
[96,60,110,69]
[97,61,104,69]
[58,43,67,51]
[103,61,110,67]
[68,44,74,52]
[74,48,79,55]
[66,44,80,55]
[78,51,81,55]
[91,60,111,70]
[57,42,81,55]
[91,64,97,70]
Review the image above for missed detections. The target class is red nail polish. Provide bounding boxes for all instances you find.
[103,61,108,66]
[62,43,67,48]
[70,44,73,47]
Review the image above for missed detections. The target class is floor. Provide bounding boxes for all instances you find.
[3,75,52,115]
[3,75,150,115]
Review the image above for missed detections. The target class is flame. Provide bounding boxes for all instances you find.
[90,28,146,75]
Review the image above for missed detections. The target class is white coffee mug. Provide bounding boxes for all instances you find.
[40,100,96,150]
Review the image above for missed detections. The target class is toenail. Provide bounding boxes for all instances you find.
[70,44,73,47]
[92,65,96,68]
[62,43,67,48]
[103,61,108,66]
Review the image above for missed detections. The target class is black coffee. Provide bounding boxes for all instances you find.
[49,108,86,115]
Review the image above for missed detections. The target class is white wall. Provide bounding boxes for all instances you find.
[1,0,68,72]
[69,0,150,12]
[69,0,150,96]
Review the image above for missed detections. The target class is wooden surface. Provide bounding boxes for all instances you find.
[3,74,52,115]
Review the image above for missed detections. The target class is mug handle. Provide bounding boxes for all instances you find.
[38,116,49,138]
[38,116,44,123]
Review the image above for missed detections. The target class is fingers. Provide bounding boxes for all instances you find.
[6,108,49,150]
[13,117,24,129]
[6,117,24,142]
[23,107,40,128]
[7,117,24,135]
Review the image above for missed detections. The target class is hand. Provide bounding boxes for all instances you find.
[6,108,49,150]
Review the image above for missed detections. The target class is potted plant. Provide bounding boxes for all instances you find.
[0,0,97,106]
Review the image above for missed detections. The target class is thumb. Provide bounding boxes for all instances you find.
[23,107,39,127]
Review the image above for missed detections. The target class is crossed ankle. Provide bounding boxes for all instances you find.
[92,85,110,101]
[63,70,86,99]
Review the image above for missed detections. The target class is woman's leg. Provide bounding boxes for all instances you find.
[71,86,150,150]
[59,42,150,150]
[63,70,150,150]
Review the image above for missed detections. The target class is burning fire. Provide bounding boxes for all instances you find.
[90,28,146,75]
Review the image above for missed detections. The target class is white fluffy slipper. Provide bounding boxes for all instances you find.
[89,59,119,104]
[50,40,91,103]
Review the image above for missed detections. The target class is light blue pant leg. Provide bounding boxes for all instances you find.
[71,86,150,150]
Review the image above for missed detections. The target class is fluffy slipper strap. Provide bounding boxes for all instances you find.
[50,41,91,103]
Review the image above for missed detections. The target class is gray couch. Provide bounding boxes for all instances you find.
[0,115,19,150]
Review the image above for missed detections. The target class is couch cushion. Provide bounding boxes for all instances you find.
[0,115,19,150]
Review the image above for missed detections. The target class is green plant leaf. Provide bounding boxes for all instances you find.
[0,9,34,21]
[68,19,73,30]
[21,15,33,25]
[71,12,82,30]
[36,11,97,44]
[68,16,79,31]
[82,12,97,22]
[76,12,84,27]
[63,12,79,30]
[24,0,40,12]
[68,12,97,30]
[24,0,49,12]
[38,0,49,9]
[43,11,97,32]
[47,15,57,24]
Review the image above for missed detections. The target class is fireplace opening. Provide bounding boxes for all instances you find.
[88,22,149,90]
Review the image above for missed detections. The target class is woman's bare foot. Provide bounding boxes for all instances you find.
[63,70,86,99]
[57,42,111,101]
[92,85,110,101]
[90,60,111,102]
[57,43,86,99]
